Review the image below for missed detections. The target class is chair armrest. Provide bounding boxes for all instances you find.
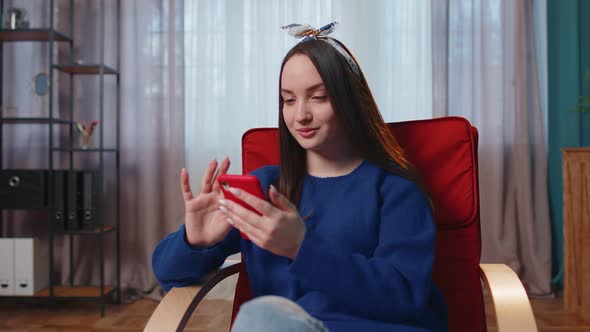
[144,261,242,332]
[479,264,538,332]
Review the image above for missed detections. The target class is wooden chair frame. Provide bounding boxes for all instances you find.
[144,261,537,332]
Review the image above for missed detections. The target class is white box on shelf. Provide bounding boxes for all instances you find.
[13,238,49,296]
[0,238,14,295]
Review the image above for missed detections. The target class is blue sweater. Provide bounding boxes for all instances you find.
[153,160,448,332]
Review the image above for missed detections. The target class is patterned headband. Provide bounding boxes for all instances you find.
[281,22,361,78]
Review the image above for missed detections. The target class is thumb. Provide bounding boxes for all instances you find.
[268,184,295,212]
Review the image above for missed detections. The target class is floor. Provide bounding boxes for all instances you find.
[484,296,590,332]
[0,295,589,331]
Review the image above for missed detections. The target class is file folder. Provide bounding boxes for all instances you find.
[14,238,49,296]
[0,238,14,295]
[66,172,80,231]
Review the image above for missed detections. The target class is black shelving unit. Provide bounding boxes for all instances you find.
[0,117,73,124]
[0,0,120,316]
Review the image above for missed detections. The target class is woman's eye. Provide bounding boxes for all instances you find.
[312,96,328,101]
[284,99,296,105]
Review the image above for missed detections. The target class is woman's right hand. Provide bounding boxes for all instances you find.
[182,158,233,247]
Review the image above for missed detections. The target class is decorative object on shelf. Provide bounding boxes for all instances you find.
[31,72,50,97]
[3,8,29,29]
[75,120,99,149]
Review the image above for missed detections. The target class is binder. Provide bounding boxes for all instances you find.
[0,170,48,209]
[81,172,97,231]
[53,171,66,232]
[66,172,80,231]
[0,238,14,296]
[14,238,49,296]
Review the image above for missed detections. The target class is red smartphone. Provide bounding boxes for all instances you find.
[218,174,267,239]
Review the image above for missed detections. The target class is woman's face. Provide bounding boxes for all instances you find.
[281,54,347,157]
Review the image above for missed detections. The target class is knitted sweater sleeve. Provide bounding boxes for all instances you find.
[152,225,241,291]
[289,177,436,322]
[151,166,277,292]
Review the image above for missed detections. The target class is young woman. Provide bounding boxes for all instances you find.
[152,23,448,332]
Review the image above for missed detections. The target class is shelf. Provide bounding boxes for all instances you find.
[37,286,114,298]
[52,148,118,153]
[0,2,121,316]
[0,117,73,124]
[53,64,118,75]
[0,286,115,300]
[0,29,72,42]
[58,226,117,235]
[37,286,115,298]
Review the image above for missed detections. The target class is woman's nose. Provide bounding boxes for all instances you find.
[295,101,312,122]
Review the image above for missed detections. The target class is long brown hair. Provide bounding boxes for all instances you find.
[277,38,430,207]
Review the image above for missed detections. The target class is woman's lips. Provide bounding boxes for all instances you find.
[297,128,318,138]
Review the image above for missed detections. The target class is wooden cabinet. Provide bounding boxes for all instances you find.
[562,147,590,320]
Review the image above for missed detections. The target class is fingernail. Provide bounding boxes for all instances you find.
[227,218,235,225]
[229,187,241,196]
[269,184,277,193]
[218,199,227,206]
[219,205,228,214]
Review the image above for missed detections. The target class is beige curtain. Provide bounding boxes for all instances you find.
[1,0,185,300]
[431,0,552,295]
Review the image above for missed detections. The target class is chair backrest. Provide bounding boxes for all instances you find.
[235,116,485,332]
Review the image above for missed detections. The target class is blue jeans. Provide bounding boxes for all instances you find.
[231,295,329,332]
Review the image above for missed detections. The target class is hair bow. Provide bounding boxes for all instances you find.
[281,22,339,42]
[281,21,360,78]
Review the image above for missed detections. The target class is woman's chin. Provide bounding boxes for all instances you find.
[297,141,318,151]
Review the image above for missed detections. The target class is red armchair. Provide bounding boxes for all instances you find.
[145,116,537,332]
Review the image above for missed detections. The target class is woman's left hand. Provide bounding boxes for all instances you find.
[218,184,305,260]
